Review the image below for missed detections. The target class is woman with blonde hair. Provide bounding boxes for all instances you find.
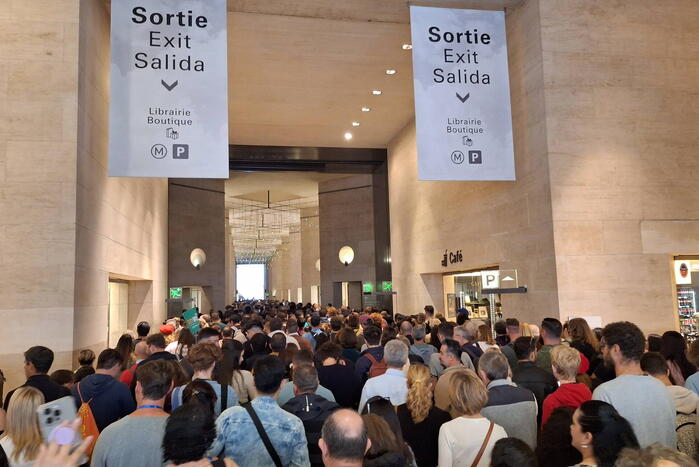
[520,322,533,337]
[397,364,450,467]
[438,370,507,466]
[0,386,44,466]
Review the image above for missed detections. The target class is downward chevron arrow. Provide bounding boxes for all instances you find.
[161,79,178,91]
[456,92,470,103]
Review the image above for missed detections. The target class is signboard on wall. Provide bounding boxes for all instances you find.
[109,0,229,178]
[675,260,692,285]
[410,6,515,181]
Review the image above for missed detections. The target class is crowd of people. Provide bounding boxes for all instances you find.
[0,301,698,467]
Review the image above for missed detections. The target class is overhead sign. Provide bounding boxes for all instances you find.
[410,6,515,181]
[109,1,229,178]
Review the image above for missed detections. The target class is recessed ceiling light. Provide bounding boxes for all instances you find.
[344,132,353,141]
[385,69,397,75]
[361,107,371,112]
[372,90,382,95]
[352,121,360,127]
[402,44,412,50]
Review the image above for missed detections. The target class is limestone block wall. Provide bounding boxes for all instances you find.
[0,0,80,389]
[301,207,321,303]
[168,179,226,312]
[387,0,557,322]
[540,0,699,332]
[74,0,168,358]
[319,175,380,307]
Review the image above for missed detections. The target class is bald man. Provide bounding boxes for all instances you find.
[119,341,148,387]
[319,409,370,467]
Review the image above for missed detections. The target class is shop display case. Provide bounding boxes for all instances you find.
[678,286,697,341]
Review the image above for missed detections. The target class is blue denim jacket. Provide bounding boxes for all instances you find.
[209,396,310,467]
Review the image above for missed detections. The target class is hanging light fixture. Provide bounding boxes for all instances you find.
[338,246,355,266]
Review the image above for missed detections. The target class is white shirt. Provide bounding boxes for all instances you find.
[358,368,408,413]
[164,341,188,358]
[438,417,507,467]
[0,436,34,467]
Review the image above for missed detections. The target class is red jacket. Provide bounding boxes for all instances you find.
[541,383,592,426]
[119,362,139,387]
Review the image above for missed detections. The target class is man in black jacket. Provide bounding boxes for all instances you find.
[282,365,339,467]
[4,346,70,410]
[511,336,557,424]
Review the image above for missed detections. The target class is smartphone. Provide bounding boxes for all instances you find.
[37,396,87,462]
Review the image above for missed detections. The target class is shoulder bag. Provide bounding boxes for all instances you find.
[243,402,283,467]
[471,421,495,467]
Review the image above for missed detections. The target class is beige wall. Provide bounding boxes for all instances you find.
[388,0,699,333]
[540,0,699,333]
[388,0,557,322]
[267,211,320,303]
[301,207,321,303]
[0,0,80,389]
[74,0,168,358]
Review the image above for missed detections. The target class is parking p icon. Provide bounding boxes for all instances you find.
[468,150,482,164]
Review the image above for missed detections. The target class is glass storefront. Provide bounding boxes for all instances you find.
[444,269,502,322]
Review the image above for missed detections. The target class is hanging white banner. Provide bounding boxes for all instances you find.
[109,0,228,178]
[410,6,515,181]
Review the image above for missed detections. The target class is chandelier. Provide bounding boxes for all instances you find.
[228,191,316,264]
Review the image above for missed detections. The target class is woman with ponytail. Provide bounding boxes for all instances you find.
[570,400,639,467]
[396,364,450,467]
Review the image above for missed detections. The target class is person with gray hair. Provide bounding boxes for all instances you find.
[399,320,414,345]
[282,365,339,466]
[429,325,475,378]
[358,340,409,413]
[454,322,483,368]
[410,324,437,364]
[478,349,538,450]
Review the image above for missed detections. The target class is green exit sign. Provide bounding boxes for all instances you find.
[169,287,183,299]
[381,281,393,292]
[363,283,373,294]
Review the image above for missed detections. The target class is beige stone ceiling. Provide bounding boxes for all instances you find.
[226,0,520,148]
[225,171,349,204]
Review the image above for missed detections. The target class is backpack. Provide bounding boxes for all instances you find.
[365,353,387,379]
[76,383,100,457]
[676,412,697,459]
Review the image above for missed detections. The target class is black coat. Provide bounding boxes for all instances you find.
[3,375,70,410]
[282,393,339,467]
[512,361,558,423]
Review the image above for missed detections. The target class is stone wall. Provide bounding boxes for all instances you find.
[0,0,81,389]
[387,0,557,322]
[540,0,699,332]
[168,179,226,312]
[74,0,168,359]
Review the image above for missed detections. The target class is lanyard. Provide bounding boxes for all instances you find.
[137,405,163,410]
